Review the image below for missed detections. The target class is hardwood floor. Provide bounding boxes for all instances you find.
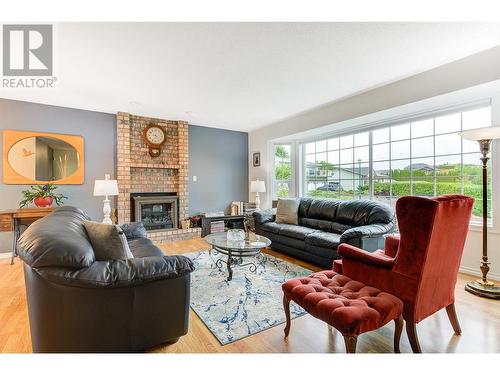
[1,238,499,353]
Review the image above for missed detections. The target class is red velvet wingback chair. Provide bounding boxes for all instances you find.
[337,195,474,353]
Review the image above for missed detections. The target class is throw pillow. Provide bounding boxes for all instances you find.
[83,221,134,261]
[120,222,148,240]
[275,198,300,225]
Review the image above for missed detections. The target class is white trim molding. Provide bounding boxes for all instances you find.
[460,265,500,282]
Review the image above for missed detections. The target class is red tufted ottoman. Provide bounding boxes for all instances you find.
[282,270,403,353]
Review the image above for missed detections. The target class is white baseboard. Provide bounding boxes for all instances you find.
[0,253,11,259]
[459,265,500,281]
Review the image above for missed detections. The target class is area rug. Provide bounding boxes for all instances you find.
[184,250,311,345]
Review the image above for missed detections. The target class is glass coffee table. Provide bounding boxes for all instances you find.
[204,232,271,281]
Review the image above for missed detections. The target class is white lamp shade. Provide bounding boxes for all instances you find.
[93,174,119,196]
[250,180,266,193]
[459,126,500,141]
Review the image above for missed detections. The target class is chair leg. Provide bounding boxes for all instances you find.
[343,335,357,353]
[283,294,291,337]
[394,315,403,353]
[445,303,462,335]
[405,321,422,353]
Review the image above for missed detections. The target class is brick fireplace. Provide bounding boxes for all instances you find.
[116,112,201,243]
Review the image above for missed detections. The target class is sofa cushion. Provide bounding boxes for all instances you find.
[278,224,318,240]
[259,222,282,234]
[36,255,195,288]
[335,200,394,226]
[253,209,276,225]
[307,199,341,221]
[17,206,96,269]
[270,242,331,266]
[84,221,134,261]
[254,229,307,252]
[299,218,352,234]
[273,235,307,251]
[120,222,148,240]
[275,198,300,225]
[305,232,342,260]
[306,243,340,260]
[305,231,341,248]
[298,198,313,219]
[255,229,281,244]
[128,237,164,258]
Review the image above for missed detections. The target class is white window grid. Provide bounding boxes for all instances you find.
[300,105,493,224]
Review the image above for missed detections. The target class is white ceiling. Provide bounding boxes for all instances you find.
[2,23,500,132]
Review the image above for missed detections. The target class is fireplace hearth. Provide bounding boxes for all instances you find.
[132,193,179,231]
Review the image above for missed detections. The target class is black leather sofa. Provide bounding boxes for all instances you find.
[254,198,395,268]
[16,206,194,353]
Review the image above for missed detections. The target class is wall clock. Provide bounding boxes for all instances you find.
[143,124,167,157]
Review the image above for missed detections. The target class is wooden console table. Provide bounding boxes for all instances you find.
[0,207,55,265]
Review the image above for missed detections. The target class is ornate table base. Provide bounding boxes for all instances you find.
[209,246,266,281]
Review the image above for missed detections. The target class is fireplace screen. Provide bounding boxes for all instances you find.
[132,195,178,231]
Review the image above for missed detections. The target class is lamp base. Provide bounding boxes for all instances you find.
[465,280,500,299]
[102,197,112,224]
[255,192,261,211]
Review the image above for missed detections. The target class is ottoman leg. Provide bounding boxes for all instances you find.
[283,295,291,337]
[343,336,357,353]
[394,315,403,353]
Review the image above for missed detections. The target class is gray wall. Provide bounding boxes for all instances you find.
[189,124,248,215]
[0,98,116,253]
[0,100,250,253]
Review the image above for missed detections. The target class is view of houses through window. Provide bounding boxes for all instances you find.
[299,105,492,223]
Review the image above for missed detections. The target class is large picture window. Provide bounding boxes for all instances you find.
[302,105,492,223]
[273,144,292,198]
[304,132,370,200]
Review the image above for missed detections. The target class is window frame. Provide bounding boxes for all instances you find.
[295,101,494,227]
[270,142,296,200]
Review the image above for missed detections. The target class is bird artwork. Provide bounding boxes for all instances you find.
[22,148,35,157]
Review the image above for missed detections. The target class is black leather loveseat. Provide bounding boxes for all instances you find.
[254,198,395,268]
[17,206,194,353]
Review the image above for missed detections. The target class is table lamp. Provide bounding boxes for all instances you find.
[459,126,500,299]
[250,180,266,211]
[93,174,119,224]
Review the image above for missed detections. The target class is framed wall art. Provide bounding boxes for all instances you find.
[252,152,261,167]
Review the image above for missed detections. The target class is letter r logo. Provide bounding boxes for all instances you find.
[2,25,53,76]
